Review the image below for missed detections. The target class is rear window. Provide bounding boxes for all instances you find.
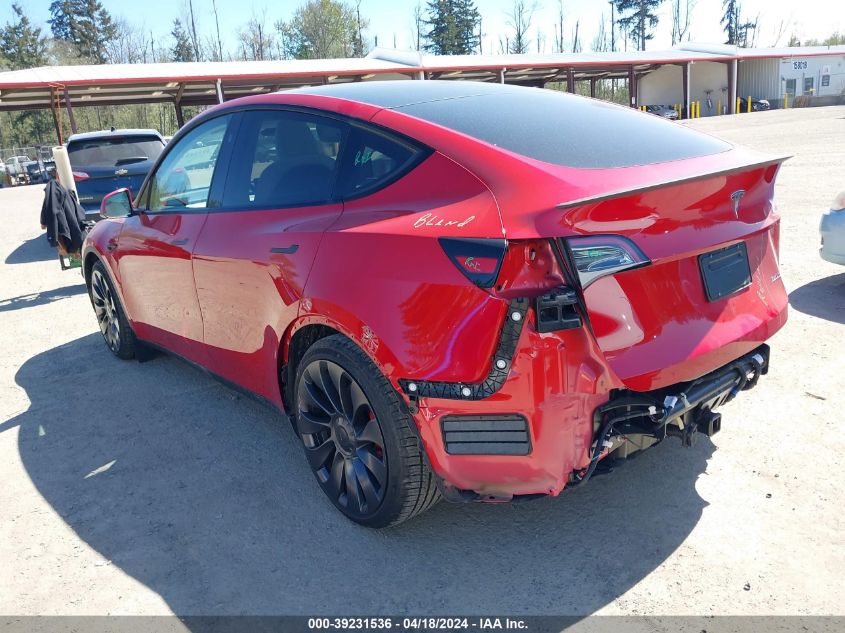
[67,136,164,167]
[336,126,422,199]
[395,90,731,168]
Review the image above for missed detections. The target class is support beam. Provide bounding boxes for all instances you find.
[683,61,691,119]
[496,68,506,84]
[728,59,738,114]
[566,68,575,93]
[62,87,77,135]
[415,71,425,80]
[590,77,597,98]
[174,102,184,128]
[215,78,224,104]
[628,66,637,107]
[49,87,62,145]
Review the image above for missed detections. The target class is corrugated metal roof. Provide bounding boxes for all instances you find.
[0,43,843,112]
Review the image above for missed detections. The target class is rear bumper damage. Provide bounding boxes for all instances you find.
[412,332,771,503]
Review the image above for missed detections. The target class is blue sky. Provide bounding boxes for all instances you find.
[3,0,842,58]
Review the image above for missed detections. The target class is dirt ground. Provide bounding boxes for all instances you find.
[0,106,843,618]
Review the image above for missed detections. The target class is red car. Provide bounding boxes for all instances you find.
[83,81,788,527]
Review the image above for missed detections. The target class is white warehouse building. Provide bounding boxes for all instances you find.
[639,43,845,116]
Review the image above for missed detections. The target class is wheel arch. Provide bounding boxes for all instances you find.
[277,313,403,416]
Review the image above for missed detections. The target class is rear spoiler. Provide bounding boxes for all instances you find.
[556,155,791,210]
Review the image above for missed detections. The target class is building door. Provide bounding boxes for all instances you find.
[803,76,814,96]
[785,79,796,98]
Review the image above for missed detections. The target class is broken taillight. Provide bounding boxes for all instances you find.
[564,235,650,288]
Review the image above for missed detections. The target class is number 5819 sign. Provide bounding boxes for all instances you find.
[792,60,808,70]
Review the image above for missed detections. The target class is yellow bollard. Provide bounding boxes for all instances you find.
[783,92,788,109]
[747,96,751,113]
[717,99,721,116]
[695,101,700,118]
[736,96,740,113]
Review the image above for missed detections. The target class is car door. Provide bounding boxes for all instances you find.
[191,108,347,405]
[115,113,234,364]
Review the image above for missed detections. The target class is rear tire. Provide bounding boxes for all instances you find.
[88,261,135,360]
[294,334,440,527]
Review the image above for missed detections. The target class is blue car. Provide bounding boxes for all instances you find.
[66,129,165,217]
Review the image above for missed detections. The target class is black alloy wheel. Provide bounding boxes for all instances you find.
[293,335,440,527]
[297,359,388,517]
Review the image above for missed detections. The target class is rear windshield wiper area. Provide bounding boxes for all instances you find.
[115,157,149,166]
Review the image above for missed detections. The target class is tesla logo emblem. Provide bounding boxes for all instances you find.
[730,189,746,219]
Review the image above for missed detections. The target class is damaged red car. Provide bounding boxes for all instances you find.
[83,81,788,527]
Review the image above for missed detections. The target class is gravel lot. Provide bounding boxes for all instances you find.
[1,106,843,618]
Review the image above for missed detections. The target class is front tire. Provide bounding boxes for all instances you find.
[88,261,135,360]
[294,335,440,527]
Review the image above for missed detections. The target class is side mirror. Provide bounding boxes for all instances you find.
[100,188,133,219]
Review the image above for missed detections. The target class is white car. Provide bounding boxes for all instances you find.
[820,191,845,265]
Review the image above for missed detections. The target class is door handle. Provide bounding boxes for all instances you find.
[271,244,299,254]
[171,238,189,246]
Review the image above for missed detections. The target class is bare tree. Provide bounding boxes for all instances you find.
[106,18,150,63]
[571,19,580,52]
[536,28,545,53]
[211,0,224,61]
[592,12,609,52]
[505,0,537,54]
[671,0,695,45]
[238,7,275,61]
[185,0,201,61]
[769,17,794,47]
[554,0,565,53]
[411,2,424,51]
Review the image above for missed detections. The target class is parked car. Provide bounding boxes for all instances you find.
[645,104,679,120]
[83,81,788,527]
[66,128,165,217]
[0,162,6,187]
[24,160,48,184]
[820,191,845,265]
[5,155,33,185]
[738,97,771,112]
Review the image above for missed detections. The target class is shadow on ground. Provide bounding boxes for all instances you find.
[0,284,87,313]
[789,272,845,325]
[4,234,55,265]
[4,333,713,616]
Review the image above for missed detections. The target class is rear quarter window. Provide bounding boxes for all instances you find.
[396,90,731,168]
[336,126,426,199]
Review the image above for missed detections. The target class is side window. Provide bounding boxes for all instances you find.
[222,110,346,209]
[147,115,230,211]
[337,126,423,199]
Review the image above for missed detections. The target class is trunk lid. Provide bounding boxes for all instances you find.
[554,158,789,391]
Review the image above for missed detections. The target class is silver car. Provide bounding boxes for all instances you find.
[820,191,845,265]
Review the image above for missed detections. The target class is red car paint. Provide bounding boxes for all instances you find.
[83,81,787,501]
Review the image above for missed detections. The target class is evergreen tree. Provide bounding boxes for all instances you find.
[721,0,757,46]
[171,19,195,62]
[48,0,118,63]
[1,3,49,70]
[612,0,663,51]
[423,0,480,55]
[0,4,52,144]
